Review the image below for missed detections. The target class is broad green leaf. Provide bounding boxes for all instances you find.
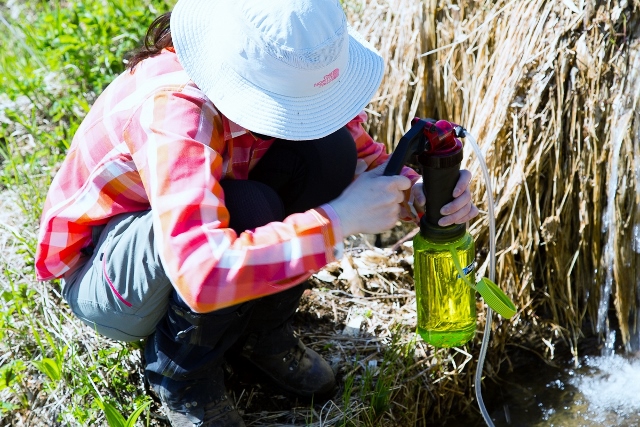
[125,400,152,427]
[32,358,62,382]
[0,360,26,390]
[96,399,126,427]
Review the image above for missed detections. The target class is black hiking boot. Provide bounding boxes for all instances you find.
[147,369,245,427]
[238,333,336,398]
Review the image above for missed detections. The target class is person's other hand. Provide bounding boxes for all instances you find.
[328,164,411,236]
[437,169,479,227]
[410,179,425,216]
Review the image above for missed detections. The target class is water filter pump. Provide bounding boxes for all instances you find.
[384,118,516,347]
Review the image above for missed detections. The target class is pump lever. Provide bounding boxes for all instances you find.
[382,118,434,176]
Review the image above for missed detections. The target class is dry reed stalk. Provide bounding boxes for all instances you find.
[342,0,640,422]
[346,0,427,145]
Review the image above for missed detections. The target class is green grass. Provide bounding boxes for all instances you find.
[0,0,171,424]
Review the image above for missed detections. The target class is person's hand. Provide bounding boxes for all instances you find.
[410,170,479,226]
[437,169,479,227]
[328,164,411,236]
[410,179,425,216]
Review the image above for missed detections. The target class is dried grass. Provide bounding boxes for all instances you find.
[322,0,640,421]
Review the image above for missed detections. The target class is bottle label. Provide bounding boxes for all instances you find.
[457,261,476,278]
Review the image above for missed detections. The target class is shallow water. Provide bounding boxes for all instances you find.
[488,353,640,427]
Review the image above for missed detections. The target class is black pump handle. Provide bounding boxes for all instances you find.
[382,118,434,176]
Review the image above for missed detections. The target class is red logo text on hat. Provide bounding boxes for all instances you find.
[314,68,340,88]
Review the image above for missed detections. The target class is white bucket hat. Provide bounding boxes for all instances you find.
[170,0,384,140]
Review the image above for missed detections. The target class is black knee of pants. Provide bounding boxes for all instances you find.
[219,179,286,233]
[249,126,357,215]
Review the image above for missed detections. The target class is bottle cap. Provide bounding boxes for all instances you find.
[475,278,517,318]
[419,217,466,242]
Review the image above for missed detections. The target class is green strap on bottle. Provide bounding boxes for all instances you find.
[418,239,517,319]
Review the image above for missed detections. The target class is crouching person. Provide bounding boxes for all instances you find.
[35,0,478,425]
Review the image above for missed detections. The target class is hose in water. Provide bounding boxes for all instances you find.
[463,131,497,427]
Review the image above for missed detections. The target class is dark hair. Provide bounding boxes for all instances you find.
[126,12,173,72]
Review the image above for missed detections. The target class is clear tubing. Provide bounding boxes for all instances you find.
[463,131,496,427]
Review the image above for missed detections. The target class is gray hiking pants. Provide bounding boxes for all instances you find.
[62,210,171,341]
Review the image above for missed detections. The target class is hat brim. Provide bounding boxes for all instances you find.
[171,0,384,140]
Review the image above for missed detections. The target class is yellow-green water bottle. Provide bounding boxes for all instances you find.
[414,229,476,347]
[413,120,476,348]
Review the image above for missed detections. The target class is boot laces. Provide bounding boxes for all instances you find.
[282,340,306,371]
[199,394,237,426]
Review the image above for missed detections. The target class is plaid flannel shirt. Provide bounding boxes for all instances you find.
[35,49,419,312]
